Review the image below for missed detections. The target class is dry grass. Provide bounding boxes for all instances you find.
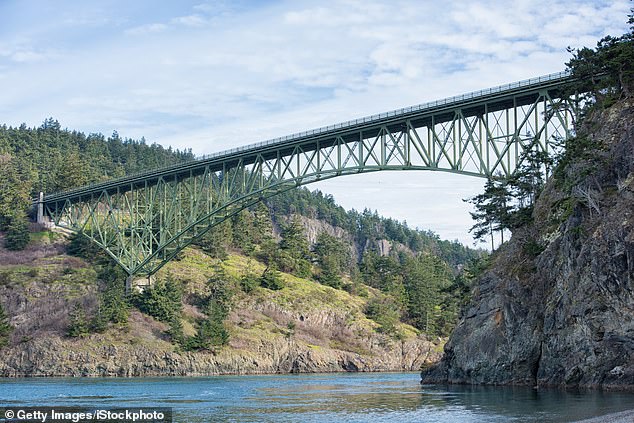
[0,233,67,266]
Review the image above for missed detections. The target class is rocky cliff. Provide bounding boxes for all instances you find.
[0,311,439,377]
[422,99,634,389]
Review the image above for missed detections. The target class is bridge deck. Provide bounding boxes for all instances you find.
[43,71,572,203]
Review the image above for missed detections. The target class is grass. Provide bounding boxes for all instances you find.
[174,249,422,342]
[29,231,62,244]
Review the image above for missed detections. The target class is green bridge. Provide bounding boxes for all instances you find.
[38,71,578,280]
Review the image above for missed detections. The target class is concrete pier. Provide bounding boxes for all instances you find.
[126,275,155,293]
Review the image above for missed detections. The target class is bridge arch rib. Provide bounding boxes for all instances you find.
[41,71,579,276]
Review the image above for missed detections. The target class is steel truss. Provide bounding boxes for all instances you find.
[42,72,578,276]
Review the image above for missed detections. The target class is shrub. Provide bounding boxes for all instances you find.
[260,266,284,290]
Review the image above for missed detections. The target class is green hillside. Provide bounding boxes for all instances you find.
[0,121,484,369]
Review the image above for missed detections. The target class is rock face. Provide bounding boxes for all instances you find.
[422,99,634,389]
[0,309,440,377]
[278,215,415,263]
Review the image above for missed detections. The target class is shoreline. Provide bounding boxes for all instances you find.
[0,369,422,378]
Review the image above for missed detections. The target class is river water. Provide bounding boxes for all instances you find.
[2,373,634,422]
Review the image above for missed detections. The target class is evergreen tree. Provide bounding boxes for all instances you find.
[239,264,260,293]
[505,140,553,228]
[365,296,402,336]
[167,314,185,345]
[134,276,182,323]
[360,251,401,292]
[465,177,512,249]
[198,220,232,260]
[67,232,103,259]
[206,263,233,315]
[566,13,634,103]
[252,202,273,243]
[192,314,227,350]
[466,140,553,248]
[67,303,89,338]
[401,254,453,335]
[260,265,284,290]
[90,305,108,333]
[4,215,30,251]
[276,217,311,277]
[0,154,33,248]
[50,151,91,192]
[313,232,350,289]
[100,272,129,325]
[231,210,256,253]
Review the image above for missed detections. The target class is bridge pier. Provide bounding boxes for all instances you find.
[126,275,155,293]
[37,192,43,224]
[36,192,53,228]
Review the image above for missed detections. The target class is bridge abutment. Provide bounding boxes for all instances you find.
[126,275,155,293]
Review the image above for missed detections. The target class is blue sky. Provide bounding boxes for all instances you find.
[1,0,630,245]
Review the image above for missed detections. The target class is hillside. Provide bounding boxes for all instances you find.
[0,120,480,376]
[0,233,443,376]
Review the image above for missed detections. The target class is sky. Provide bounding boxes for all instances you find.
[0,0,630,246]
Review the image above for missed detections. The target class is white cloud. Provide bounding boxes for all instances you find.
[124,23,168,35]
[171,14,207,27]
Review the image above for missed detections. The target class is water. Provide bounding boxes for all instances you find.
[2,373,634,422]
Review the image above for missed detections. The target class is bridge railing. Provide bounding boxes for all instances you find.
[43,70,571,201]
[194,70,571,161]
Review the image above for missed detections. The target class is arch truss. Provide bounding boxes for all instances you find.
[41,72,579,276]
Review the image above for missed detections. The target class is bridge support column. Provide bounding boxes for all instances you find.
[36,192,53,228]
[126,275,155,293]
[37,192,44,224]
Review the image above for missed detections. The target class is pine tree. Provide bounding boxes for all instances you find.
[4,215,30,251]
[90,305,108,333]
[189,297,230,350]
[198,220,232,259]
[313,232,351,289]
[365,295,401,336]
[465,177,512,249]
[206,263,233,315]
[506,141,552,228]
[566,15,634,103]
[276,217,311,277]
[50,151,91,192]
[167,314,185,345]
[101,274,129,325]
[0,154,33,247]
[260,265,284,290]
[134,276,182,323]
[239,264,260,293]
[67,303,89,338]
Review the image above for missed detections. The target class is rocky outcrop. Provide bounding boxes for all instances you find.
[422,100,634,389]
[280,214,414,263]
[0,311,440,377]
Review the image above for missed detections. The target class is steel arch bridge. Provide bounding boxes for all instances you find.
[39,71,578,277]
